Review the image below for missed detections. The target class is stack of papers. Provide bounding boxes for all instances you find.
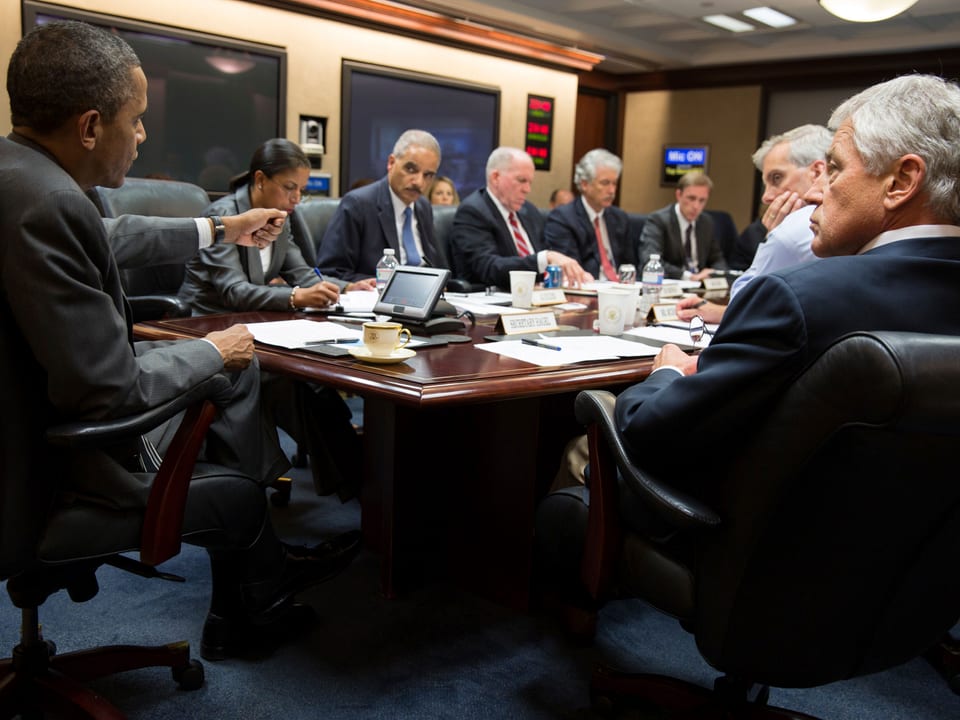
[475,334,660,367]
[625,323,718,349]
[447,292,529,317]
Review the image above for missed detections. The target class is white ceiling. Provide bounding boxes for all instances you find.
[401,0,960,73]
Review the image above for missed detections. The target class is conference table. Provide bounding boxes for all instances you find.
[135,301,658,608]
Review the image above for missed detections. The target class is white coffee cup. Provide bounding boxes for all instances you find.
[509,270,537,308]
[362,321,411,357]
[597,287,633,335]
[618,283,642,329]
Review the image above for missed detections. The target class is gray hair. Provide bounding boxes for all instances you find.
[574,148,622,186]
[486,147,533,179]
[392,129,441,163]
[8,21,141,133]
[751,124,832,171]
[830,74,960,223]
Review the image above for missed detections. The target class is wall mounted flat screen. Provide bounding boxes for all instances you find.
[341,61,499,199]
[661,145,709,186]
[23,1,286,195]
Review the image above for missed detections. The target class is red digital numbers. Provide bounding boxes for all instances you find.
[528,98,552,112]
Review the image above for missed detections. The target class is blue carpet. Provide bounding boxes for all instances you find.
[2,437,957,719]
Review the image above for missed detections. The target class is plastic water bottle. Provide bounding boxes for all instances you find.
[640,254,663,317]
[375,248,398,293]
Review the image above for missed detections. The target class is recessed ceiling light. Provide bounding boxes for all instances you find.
[743,6,798,28]
[703,14,755,32]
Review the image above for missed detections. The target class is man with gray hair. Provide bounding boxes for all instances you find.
[617,73,960,491]
[544,148,635,281]
[676,124,832,323]
[450,147,590,288]
[317,129,444,281]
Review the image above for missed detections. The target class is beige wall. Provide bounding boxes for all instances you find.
[620,86,762,231]
[0,0,578,205]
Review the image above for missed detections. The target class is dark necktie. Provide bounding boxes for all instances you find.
[509,212,533,257]
[684,223,697,273]
[594,216,618,281]
[402,206,421,266]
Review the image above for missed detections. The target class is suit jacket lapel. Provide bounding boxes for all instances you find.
[377,179,400,253]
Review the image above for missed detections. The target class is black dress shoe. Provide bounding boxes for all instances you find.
[244,530,363,616]
[201,601,316,661]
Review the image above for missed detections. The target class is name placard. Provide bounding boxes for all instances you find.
[496,311,559,335]
[650,303,679,323]
[703,276,729,291]
[659,283,683,299]
[531,289,566,306]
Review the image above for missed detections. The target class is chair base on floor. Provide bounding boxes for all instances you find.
[590,665,822,720]
[925,633,960,695]
[0,607,203,720]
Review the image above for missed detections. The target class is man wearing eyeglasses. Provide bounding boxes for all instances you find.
[316,129,446,281]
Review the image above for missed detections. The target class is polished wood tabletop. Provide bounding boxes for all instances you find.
[135,301,656,408]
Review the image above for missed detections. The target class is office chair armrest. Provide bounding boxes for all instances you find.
[574,390,721,530]
[127,294,192,322]
[46,375,228,449]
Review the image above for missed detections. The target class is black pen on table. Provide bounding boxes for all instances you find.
[521,337,562,351]
[304,338,359,346]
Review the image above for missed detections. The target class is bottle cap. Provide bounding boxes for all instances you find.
[384,248,395,255]
[650,254,660,260]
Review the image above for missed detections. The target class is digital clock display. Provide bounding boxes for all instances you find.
[525,94,554,171]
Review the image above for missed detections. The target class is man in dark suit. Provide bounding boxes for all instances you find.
[1,21,360,661]
[450,146,590,288]
[316,129,444,281]
[638,172,727,280]
[617,73,960,496]
[544,149,635,280]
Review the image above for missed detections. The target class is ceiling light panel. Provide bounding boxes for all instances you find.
[702,14,755,32]
[743,7,798,28]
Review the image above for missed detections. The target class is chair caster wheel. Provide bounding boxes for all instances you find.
[173,659,204,690]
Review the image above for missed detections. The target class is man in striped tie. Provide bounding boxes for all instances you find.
[450,147,591,289]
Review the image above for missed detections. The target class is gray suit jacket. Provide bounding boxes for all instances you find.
[179,184,329,314]
[0,134,285,573]
[638,203,725,279]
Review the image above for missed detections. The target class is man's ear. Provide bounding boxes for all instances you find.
[675,188,682,202]
[884,154,925,210]
[808,158,827,183]
[77,109,100,151]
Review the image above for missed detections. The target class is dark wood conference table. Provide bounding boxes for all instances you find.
[136,302,655,608]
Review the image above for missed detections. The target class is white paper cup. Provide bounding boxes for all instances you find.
[509,270,537,308]
[597,288,633,335]
[618,283,642,329]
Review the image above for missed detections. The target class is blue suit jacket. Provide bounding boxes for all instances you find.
[638,203,724,279]
[316,176,442,281]
[543,200,635,278]
[449,188,545,288]
[616,235,960,494]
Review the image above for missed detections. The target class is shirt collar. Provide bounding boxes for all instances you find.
[674,203,693,233]
[487,187,514,224]
[581,196,602,224]
[388,186,412,220]
[859,224,960,254]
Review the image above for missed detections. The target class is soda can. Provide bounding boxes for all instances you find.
[544,264,562,288]
[618,264,637,285]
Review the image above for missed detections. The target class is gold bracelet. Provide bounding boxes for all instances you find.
[289,285,300,309]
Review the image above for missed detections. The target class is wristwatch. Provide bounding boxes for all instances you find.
[210,215,226,244]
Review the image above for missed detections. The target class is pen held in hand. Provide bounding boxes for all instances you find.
[521,337,562,351]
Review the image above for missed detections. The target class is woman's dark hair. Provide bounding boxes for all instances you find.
[230,138,310,191]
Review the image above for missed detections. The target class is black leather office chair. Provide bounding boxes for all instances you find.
[550,331,960,717]
[92,177,211,321]
[295,197,341,269]
[704,209,738,269]
[434,204,484,293]
[0,376,230,718]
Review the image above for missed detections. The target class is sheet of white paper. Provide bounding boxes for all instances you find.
[245,319,362,348]
[446,292,512,306]
[338,290,379,313]
[475,335,659,367]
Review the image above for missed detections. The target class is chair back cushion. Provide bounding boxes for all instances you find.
[93,178,210,296]
[433,205,458,274]
[296,198,341,262]
[694,331,960,687]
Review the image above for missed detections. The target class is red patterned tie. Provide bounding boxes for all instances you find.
[509,212,533,257]
[594,216,618,281]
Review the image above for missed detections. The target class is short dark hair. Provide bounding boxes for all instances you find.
[230,138,311,191]
[8,21,141,133]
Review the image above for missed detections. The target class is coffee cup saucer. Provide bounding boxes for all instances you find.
[347,345,416,364]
